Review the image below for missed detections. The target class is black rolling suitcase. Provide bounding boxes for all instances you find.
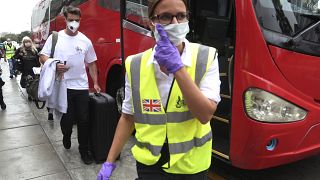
[89,92,119,163]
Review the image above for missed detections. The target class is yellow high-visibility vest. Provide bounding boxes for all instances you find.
[5,44,15,59]
[126,43,217,174]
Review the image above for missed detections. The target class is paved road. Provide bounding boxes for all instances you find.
[0,60,137,180]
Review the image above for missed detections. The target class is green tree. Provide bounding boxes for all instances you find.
[0,31,31,44]
[17,31,32,43]
[1,33,18,42]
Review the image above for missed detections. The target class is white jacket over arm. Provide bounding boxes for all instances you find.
[38,59,67,114]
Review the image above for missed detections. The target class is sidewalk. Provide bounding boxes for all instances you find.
[0,60,137,180]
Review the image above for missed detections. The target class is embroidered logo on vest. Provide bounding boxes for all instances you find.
[176,96,186,108]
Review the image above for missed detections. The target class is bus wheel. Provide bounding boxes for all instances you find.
[116,86,124,114]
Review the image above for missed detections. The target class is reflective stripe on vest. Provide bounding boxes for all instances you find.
[127,43,216,173]
[130,45,213,124]
[135,129,212,156]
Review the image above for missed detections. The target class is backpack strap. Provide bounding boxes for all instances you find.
[50,31,58,58]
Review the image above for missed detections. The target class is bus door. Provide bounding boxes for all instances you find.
[188,0,235,162]
[117,0,155,112]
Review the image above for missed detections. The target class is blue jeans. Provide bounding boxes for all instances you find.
[8,58,15,76]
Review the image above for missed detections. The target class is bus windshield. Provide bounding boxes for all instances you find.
[253,0,320,56]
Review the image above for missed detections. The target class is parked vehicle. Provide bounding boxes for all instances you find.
[32,0,320,170]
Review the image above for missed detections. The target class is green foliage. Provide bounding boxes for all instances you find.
[0,31,32,43]
[17,31,32,43]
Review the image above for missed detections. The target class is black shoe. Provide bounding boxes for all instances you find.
[9,75,13,79]
[80,151,94,165]
[62,136,71,149]
[48,113,54,121]
[0,102,6,110]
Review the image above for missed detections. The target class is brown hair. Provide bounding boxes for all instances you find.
[148,0,188,18]
[63,6,81,18]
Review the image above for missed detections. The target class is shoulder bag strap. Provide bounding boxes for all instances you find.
[50,31,58,58]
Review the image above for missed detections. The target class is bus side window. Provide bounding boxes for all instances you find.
[69,0,89,7]
[125,0,149,29]
[98,0,120,11]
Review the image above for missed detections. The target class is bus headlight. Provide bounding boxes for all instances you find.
[244,88,307,122]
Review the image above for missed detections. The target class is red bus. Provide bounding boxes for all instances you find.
[32,0,320,170]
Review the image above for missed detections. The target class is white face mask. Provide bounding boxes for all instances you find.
[67,21,80,33]
[154,22,189,46]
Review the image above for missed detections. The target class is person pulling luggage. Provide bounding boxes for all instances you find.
[39,6,101,165]
[13,36,40,90]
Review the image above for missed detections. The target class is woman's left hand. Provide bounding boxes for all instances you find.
[154,24,184,74]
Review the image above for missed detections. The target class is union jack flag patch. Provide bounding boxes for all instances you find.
[142,99,162,112]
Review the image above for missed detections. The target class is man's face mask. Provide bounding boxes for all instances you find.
[154,22,189,46]
[67,20,80,33]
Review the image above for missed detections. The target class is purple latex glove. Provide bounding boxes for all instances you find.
[154,24,184,74]
[97,162,116,180]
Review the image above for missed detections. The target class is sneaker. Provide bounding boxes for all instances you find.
[0,102,6,110]
[80,151,94,165]
[48,113,54,121]
[62,136,71,149]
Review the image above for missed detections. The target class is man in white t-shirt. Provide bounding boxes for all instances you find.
[39,6,100,165]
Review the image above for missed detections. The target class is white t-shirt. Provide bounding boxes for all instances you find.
[40,30,97,90]
[122,39,221,115]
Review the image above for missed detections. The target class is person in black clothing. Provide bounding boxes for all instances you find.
[13,36,40,93]
[0,68,6,110]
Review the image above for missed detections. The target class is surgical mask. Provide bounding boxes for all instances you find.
[67,21,80,33]
[24,42,32,47]
[154,22,189,46]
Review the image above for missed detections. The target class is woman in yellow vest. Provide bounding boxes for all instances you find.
[98,0,221,179]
